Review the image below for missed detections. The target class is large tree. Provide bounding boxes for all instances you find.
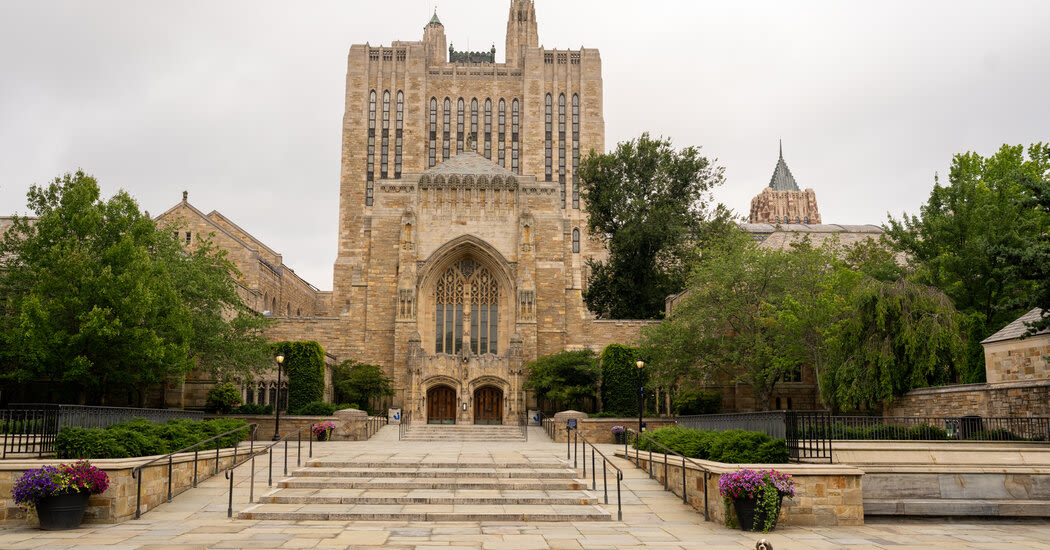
[885,143,1050,381]
[524,349,599,412]
[579,133,725,319]
[0,171,272,404]
[999,154,1050,334]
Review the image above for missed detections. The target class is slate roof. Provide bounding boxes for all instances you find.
[768,141,800,192]
[429,10,442,25]
[422,151,517,177]
[981,308,1050,344]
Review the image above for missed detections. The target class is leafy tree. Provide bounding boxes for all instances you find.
[886,144,1050,381]
[331,359,394,413]
[524,350,599,412]
[998,156,1050,334]
[205,382,243,414]
[0,171,272,404]
[579,133,726,319]
[599,343,645,416]
[272,341,325,413]
[820,278,964,410]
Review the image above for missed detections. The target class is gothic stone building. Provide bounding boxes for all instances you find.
[749,142,821,225]
[260,1,647,424]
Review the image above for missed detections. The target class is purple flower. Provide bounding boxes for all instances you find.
[718,468,795,500]
[611,425,625,435]
[11,461,109,507]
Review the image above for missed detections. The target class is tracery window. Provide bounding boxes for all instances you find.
[435,258,499,355]
[558,93,566,208]
[572,228,580,253]
[497,99,506,166]
[429,97,438,167]
[544,93,553,182]
[572,94,580,209]
[483,99,492,159]
[395,90,403,178]
[511,99,520,174]
[380,90,390,179]
[456,98,465,153]
[470,98,478,151]
[366,90,376,205]
[442,97,451,160]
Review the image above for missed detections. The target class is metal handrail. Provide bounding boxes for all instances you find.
[399,410,412,440]
[131,423,257,519]
[366,416,385,439]
[627,431,710,521]
[567,424,623,521]
[537,411,556,441]
[518,412,528,441]
[221,422,319,517]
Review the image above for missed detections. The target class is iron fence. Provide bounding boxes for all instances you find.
[677,411,787,439]
[1,404,205,458]
[802,415,1050,442]
[676,410,832,462]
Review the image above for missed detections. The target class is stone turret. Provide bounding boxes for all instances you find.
[505,0,538,68]
[422,9,447,66]
[749,141,822,224]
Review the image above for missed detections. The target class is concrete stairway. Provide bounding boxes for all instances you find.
[239,457,610,522]
[399,424,527,442]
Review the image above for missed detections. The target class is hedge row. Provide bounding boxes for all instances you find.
[632,426,789,464]
[56,418,250,459]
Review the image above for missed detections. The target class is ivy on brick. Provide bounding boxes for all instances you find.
[600,343,647,416]
[272,341,325,414]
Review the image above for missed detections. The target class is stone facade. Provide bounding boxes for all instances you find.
[748,143,822,224]
[883,380,1050,418]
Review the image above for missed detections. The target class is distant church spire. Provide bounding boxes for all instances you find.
[769,141,799,192]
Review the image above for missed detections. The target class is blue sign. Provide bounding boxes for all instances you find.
[393,411,401,421]
[567,418,578,429]
[531,411,540,422]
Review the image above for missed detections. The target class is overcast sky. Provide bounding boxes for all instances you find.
[2,1,1048,290]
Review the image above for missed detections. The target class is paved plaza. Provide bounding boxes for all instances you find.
[2,426,1049,549]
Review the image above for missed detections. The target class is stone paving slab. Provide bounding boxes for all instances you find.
[5,426,1050,548]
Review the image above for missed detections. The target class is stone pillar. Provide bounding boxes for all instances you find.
[551,410,589,443]
[332,408,368,440]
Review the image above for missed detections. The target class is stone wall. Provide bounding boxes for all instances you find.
[543,417,679,444]
[884,379,1050,418]
[617,449,865,527]
[0,447,245,525]
[985,333,1050,384]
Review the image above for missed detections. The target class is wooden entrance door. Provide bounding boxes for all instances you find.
[473,387,503,425]
[427,386,456,424]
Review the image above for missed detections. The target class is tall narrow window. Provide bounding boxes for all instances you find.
[544,93,553,182]
[497,99,506,167]
[366,90,376,205]
[572,228,580,253]
[558,93,566,208]
[470,98,478,152]
[456,98,465,153]
[395,90,403,178]
[511,99,520,173]
[380,90,390,179]
[429,97,437,168]
[572,94,580,209]
[484,99,492,159]
[442,97,451,160]
[470,266,499,355]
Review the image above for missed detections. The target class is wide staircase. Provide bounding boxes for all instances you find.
[399,423,527,442]
[240,454,609,521]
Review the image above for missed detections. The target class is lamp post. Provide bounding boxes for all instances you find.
[272,353,285,441]
[636,360,645,435]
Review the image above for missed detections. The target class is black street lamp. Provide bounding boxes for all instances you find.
[272,353,285,441]
[636,360,645,435]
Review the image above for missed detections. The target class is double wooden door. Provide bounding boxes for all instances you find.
[474,387,503,425]
[427,386,456,424]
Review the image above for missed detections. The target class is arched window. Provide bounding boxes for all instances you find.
[442,97,451,160]
[483,99,492,159]
[380,90,390,179]
[497,99,506,166]
[558,93,566,208]
[456,98,465,153]
[572,94,580,209]
[257,384,266,406]
[286,303,291,316]
[271,297,277,312]
[435,258,499,355]
[470,98,478,151]
[244,385,254,404]
[429,97,438,167]
[395,90,403,178]
[774,216,780,224]
[366,90,376,205]
[263,293,269,313]
[511,99,520,174]
[296,308,301,316]
[544,93,553,182]
[795,216,801,223]
[803,216,809,224]
[572,228,580,253]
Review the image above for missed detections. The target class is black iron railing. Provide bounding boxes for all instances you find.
[539,412,556,441]
[799,415,1050,442]
[366,416,385,439]
[677,411,787,439]
[517,412,528,441]
[399,410,412,440]
[566,423,623,521]
[677,410,833,462]
[626,431,711,521]
[1,404,204,458]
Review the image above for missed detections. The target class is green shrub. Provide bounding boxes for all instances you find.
[966,428,1024,441]
[205,382,243,414]
[632,426,789,464]
[232,403,273,415]
[589,411,622,418]
[273,341,326,413]
[672,389,722,415]
[55,418,250,459]
[292,401,339,416]
[600,343,642,416]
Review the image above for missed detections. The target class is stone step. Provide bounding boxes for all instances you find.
[260,488,599,505]
[399,436,527,442]
[865,498,1050,517]
[307,460,569,470]
[238,503,611,522]
[292,467,576,479]
[279,477,587,491]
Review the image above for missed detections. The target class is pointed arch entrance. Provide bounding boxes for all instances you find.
[427,385,456,424]
[473,386,503,425]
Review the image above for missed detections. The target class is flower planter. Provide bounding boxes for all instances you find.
[35,491,90,530]
[316,430,330,441]
[733,494,784,532]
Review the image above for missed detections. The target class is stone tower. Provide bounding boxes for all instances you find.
[505,0,538,68]
[749,142,821,224]
[422,10,447,66]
